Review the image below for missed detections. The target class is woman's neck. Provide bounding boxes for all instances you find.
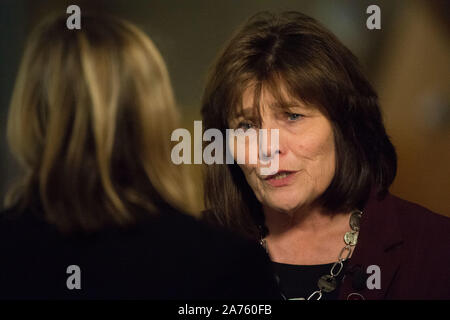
[263,205,352,265]
[264,204,346,235]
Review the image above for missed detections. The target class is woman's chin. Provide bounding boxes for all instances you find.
[264,197,303,214]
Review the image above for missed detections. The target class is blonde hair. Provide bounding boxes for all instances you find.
[6,13,197,233]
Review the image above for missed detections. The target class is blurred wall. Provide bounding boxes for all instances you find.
[0,0,448,216]
[375,1,450,216]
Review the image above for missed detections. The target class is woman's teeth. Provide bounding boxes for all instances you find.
[272,172,291,180]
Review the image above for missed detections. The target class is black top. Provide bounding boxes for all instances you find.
[202,191,450,300]
[272,261,347,300]
[0,204,281,300]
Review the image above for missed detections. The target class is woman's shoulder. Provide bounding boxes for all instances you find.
[378,192,450,262]
[0,203,251,249]
[373,192,450,251]
[363,190,450,262]
[0,203,271,265]
[385,193,450,230]
[0,204,280,299]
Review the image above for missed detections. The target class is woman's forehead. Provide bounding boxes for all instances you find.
[231,84,312,119]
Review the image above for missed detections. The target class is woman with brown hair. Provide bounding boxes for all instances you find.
[202,11,450,300]
[0,13,280,299]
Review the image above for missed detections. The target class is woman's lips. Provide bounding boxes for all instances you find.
[263,170,298,187]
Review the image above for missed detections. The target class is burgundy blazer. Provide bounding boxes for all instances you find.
[338,190,450,300]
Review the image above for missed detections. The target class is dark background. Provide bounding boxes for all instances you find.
[1,0,449,216]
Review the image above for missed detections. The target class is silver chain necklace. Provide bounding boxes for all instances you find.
[260,210,362,300]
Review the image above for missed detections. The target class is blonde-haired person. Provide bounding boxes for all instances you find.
[0,13,280,299]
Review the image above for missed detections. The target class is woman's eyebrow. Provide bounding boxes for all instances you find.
[235,107,257,118]
[269,101,309,109]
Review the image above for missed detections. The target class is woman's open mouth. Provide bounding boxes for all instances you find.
[263,170,298,187]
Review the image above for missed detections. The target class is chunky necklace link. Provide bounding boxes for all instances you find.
[260,210,363,300]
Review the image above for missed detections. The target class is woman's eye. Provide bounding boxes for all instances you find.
[287,113,303,121]
[236,121,254,131]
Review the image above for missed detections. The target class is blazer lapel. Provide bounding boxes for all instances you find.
[339,191,403,300]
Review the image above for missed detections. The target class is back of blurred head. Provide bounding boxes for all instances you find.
[6,13,196,233]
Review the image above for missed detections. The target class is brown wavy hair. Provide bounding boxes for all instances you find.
[201,11,397,239]
[5,13,197,233]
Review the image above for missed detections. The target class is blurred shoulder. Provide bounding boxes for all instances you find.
[162,208,262,256]
[201,208,221,225]
[0,205,37,237]
[131,207,280,299]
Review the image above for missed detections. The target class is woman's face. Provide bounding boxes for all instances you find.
[229,86,336,213]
